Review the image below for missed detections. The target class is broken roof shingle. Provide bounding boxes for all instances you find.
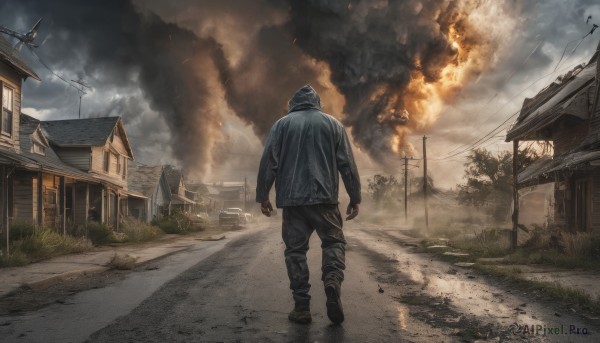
[0,34,40,81]
[506,61,597,141]
[41,117,119,147]
[127,164,164,198]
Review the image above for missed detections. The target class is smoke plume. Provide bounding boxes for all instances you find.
[1,0,517,178]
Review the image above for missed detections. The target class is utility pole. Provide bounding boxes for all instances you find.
[71,79,91,119]
[401,156,409,224]
[244,176,247,212]
[423,136,429,230]
[404,156,408,224]
[401,156,419,225]
[512,140,519,249]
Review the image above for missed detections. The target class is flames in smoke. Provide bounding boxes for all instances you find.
[286,0,514,163]
[357,5,501,158]
[1,0,518,179]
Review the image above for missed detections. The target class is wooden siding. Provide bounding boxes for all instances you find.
[90,144,129,182]
[55,147,91,171]
[0,62,22,150]
[13,173,34,224]
[591,169,600,232]
[109,131,129,156]
[552,118,589,156]
[40,173,58,229]
[91,146,105,173]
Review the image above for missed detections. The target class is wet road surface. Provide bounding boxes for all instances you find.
[2,221,599,342]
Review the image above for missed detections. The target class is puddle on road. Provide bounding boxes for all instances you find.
[349,228,598,342]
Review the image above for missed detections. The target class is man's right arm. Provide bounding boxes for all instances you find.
[256,122,280,206]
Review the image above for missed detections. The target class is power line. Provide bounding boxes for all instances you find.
[436,57,588,159]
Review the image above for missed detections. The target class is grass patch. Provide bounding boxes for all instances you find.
[475,264,600,314]
[121,217,163,242]
[87,222,113,245]
[1,225,92,267]
[157,213,205,234]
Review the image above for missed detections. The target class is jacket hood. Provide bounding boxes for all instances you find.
[288,85,322,113]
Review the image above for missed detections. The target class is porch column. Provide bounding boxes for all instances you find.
[37,172,43,228]
[101,187,106,225]
[85,183,90,225]
[512,140,519,249]
[59,176,66,235]
[116,193,120,232]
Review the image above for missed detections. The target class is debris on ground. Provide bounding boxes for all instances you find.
[196,235,226,241]
[443,251,469,257]
[378,284,384,293]
[107,253,138,270]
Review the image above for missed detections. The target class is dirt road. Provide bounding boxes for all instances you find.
[1,221,598,342]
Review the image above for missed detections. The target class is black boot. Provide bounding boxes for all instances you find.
[288,304,311,324]
[325,283,344,324]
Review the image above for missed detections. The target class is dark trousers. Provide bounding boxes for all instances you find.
[282,204,346,308]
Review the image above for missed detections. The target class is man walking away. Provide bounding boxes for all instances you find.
[256,85,361,325]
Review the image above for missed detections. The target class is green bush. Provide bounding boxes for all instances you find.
[9,221,36,240]
[0,250,30,267]
[1,228,91,267]
[157,213,201,234]
[14,229,91,260]
[121,217,162,242]
[87,222,113,245]
[157,217,181,234]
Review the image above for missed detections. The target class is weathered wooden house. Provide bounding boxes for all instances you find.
[40,116,134,228]
[506,43,600,232]
[164,166,195,213]
[126,164,171,222]
[0,34,136,235]
[14,114,104,229]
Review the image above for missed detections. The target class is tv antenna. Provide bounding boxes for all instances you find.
[0,17,42,50]
[1,18,94,119]
[71,79,91,119]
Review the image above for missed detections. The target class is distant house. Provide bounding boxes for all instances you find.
[41,116,134,229]
[126,164,171,222]
[164,166,195,213]
[506,43,600,232]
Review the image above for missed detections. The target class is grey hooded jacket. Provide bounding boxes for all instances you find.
[256,85,361,208]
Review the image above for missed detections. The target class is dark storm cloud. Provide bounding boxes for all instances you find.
[2,0,600,186]
[285,0,487,161]
[0,0,227,175]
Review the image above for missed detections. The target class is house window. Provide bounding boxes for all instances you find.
[110,152,118,173]
[116,154,121,174]
[32,142,45,155]
[122,156,127,178]
[2,86,13,135]
[104,151,110,172]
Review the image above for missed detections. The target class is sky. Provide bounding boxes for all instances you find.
[1,0,599,189]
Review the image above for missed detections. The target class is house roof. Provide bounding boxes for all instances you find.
[171,193,195,205]
[518,151,600,185]
[163,165,184,193]
[6,114,100,182]
[41,116,120,147]
[0,34,40,81]
[127,164,165,198]
[506,61,596,141]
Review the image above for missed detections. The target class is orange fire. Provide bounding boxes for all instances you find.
[378,5,506,158]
